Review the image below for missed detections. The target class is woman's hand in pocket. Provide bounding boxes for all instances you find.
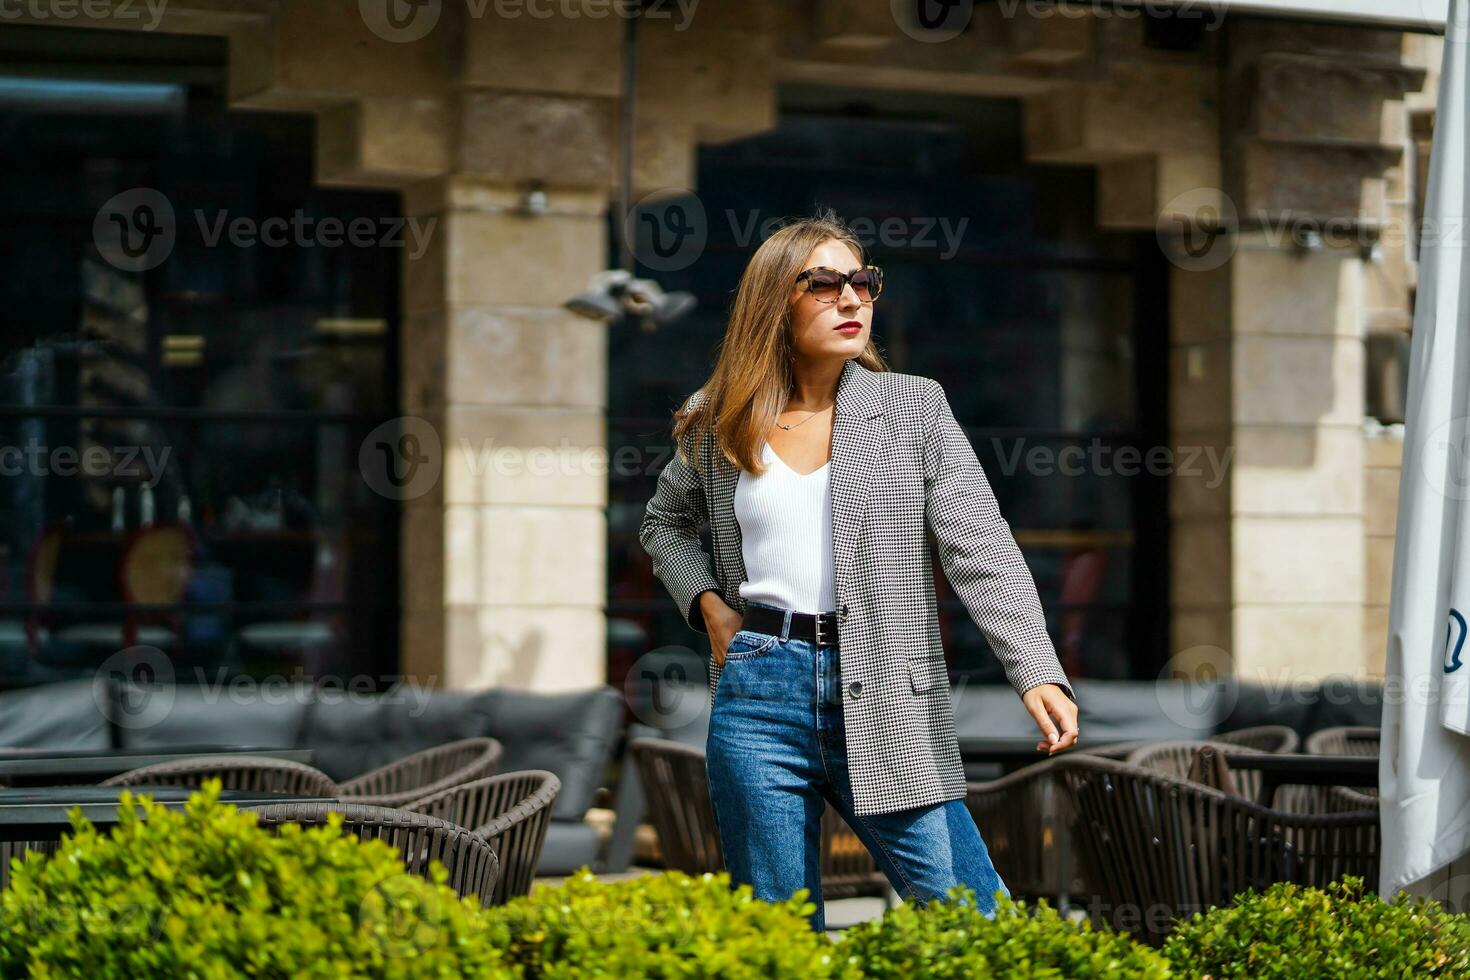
[701,592,744,670]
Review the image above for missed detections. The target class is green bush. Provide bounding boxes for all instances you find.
[1163,875,1470,978]
[833,887,1171,979]
[483,867,840,978]
[0,780,511,979]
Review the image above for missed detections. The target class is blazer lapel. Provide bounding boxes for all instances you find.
[830,358,886,603]
[710,440,745,600]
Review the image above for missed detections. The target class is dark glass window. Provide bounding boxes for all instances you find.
[0,27,400,690]
[609,89,1169,687]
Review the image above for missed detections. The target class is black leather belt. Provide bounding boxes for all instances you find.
[740,604,839,647]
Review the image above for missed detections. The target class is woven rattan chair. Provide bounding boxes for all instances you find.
[965,757,1081,903]
[246,801,501,907]
[628,737,723,874]
[1055,753,1379,945]
[406,770,561,905]
[102,755,339,797]
[1213,724,1300,753]
[0,841,58,892]
[629,737,891,903]
[1305,725,1379,756]
[1125,739,1272,801]
[1303,725,1380,811]
[338,737,502,808]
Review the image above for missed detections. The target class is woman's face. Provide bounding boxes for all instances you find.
[787,239,873,364]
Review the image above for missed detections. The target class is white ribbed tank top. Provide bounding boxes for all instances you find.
[734,440,837,614]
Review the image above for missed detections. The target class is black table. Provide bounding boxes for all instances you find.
[1215,752,1379,808]
[0,785,332,842]
[0,745,314,787]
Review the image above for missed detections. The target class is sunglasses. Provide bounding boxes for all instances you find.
[794,265,884,304]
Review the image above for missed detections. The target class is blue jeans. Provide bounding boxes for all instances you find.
[705,601,1010,931]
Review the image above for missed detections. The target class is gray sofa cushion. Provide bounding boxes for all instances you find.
[113,683,313,753]
[296,683,488,782]
[0,678,113,750]
[538,819,602,876]
[476,687,623,820]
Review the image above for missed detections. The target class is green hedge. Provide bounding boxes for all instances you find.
[1163,875,1470,979]
[834,887,1170,979]
[0,781,510,979]
[483,868,839,978]
[5,786,1470,979]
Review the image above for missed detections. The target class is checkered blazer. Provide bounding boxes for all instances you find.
[638,357,1076,816]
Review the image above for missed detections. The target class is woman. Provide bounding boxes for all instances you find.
[638,212,1081,932]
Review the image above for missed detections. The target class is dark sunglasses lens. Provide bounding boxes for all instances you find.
[807,271,843,298]
[852,270,881,300]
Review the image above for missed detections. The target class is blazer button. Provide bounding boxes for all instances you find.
[839,603,849,621]
[847,680,862,699]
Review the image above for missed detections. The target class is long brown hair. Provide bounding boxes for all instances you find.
[671,209,890,475]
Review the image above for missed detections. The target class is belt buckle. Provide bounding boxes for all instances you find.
[814,615,829,647]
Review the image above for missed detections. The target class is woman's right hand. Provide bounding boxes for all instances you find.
[701,592,745,670]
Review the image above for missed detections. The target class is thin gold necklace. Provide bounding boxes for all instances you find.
[775,404,831,431]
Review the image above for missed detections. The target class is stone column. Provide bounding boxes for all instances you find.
[1202,20,1422,682]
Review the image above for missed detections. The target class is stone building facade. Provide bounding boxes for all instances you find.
[14,1,1441,692]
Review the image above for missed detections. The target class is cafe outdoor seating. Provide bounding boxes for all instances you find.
[0,670,1393,942]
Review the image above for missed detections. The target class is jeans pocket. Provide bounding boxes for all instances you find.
[723,629,780,661]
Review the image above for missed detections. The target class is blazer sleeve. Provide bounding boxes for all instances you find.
[920,379,1077,705]
[638,425,723,634]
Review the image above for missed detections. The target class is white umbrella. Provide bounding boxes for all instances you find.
[1380,0,1470,904]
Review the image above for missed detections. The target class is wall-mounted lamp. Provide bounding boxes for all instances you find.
[566,269,696,328]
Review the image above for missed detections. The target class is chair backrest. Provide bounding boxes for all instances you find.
[1054,753,1380,945]
[407,770,561,905]
[102,755,339,797]
[245,801,500,907]
[628,736,723,875]
[1125,740,1270,801]
[338,737,502,807]
[1304,725,1380,756]
[965,757,1071,901]
[1212,724,1300,754]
